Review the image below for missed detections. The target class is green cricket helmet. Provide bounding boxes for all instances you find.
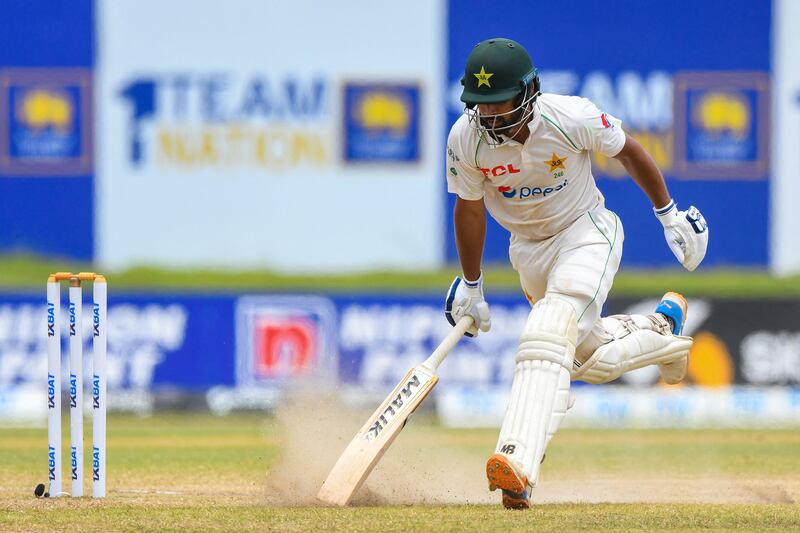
[460,38,539,104]
[460,38,541,145]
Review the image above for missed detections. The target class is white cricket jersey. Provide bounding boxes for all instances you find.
[446,93,626,241]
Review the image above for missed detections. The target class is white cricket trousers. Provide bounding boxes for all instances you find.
[509,205,623,363]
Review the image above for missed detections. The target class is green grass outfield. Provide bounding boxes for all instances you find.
[2,254,800,297]
[1,414,798,532]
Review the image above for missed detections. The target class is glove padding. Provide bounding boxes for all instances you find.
[654,200,709,271]
[445,274,491,337]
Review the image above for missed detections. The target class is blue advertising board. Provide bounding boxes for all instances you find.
[445,0,771,267]
[0,291,525,404]
[0,0,94,261]
[2,288,800,423]
[343,83,421,163]
[1,69,92,174]
[5,287,794,403]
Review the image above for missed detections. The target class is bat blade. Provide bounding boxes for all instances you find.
[316,365,438,506]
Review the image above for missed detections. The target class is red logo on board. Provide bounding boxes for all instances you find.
[254,318,317,378]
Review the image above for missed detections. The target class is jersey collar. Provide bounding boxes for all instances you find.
[497,101,541,147]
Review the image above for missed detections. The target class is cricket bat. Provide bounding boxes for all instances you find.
[316,316,474,506]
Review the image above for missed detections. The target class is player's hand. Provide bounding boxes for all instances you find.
[445,273,491,337]
[654,200,709,271]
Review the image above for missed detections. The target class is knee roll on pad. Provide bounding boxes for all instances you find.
[516,298,579,368]
[571,329,693,384]
[496,298,578,487]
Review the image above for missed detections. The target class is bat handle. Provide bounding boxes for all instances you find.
[421,316,474,371]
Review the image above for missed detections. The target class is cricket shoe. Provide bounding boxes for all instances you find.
[655,291,689,384]
[486,453,530,510]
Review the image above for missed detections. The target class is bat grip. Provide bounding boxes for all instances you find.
[421,316,474,371]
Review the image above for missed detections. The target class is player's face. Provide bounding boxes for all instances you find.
[477,98,524,136]
[478,99,516,117]
[465,84,537,146]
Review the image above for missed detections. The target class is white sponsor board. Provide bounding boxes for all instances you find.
[771,0,800,274]
[438,386,800,429]
[96,0,444,272]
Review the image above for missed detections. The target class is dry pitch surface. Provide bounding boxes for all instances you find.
[1,411,799,532]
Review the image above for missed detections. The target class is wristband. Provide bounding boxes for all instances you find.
[653,199,676,217]
[463,272,482,288]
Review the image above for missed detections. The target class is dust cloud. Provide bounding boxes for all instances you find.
[263,387,798,506]
[262,387,493,506]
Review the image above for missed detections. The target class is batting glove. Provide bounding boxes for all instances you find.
[654,199,709,271]
[445,273,491,337]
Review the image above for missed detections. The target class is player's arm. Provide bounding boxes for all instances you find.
[613,135,670,209]
[454,197,485,281]
[570,96,708,270]
[444,126,491,337]
[613,133,709,271]
[447,196,491,337]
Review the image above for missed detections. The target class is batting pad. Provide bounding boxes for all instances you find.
[572,328,693,384]
[495,298,577,487]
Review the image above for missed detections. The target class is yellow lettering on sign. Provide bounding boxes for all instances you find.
[157,130,194,165]
[198,131,218,165]
[291,132,325,165]
[254,130,327,168]
[154,126,328,169]
[225,125,247,164]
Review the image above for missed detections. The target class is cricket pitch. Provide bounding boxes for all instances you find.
[1,410,799,532]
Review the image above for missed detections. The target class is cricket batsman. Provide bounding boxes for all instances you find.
[444,38,709,509]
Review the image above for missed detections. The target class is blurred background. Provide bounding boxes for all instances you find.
[0,0,799,431]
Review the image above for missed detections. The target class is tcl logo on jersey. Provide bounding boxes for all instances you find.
[497,178,569,200]
[480,163,520,177]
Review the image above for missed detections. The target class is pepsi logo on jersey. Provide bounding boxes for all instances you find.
[497,186,517,198]
[496,178,569,200]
